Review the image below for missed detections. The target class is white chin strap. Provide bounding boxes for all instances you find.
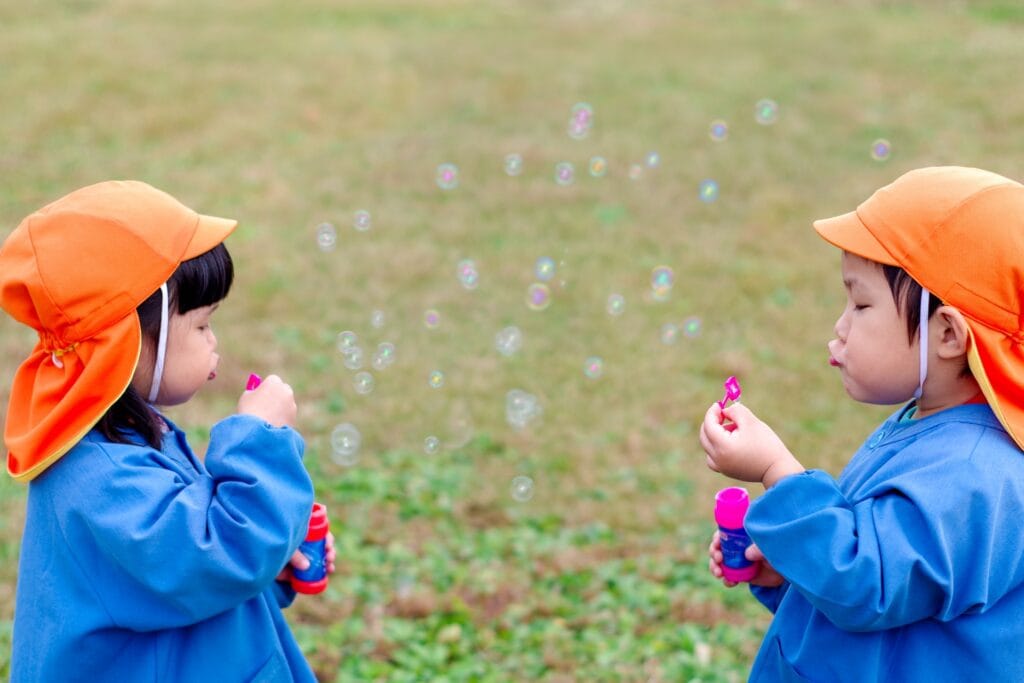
[147,282,170,404]
[913,288,931,400]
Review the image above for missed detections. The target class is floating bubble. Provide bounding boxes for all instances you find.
[629,164,643,180]
[526,283,552,311]
[510,475,535,502]
[336,330,358,353]
[870,138,892,162]
[371,342,396,370]
[754,98,779,125]
[583,356,604,379]
[699,179,719,203]
[683,316,702,338]
[424,309,441,329]
[370,310,385,329]
[353,210,372,232]
[436,163,459,190]
[709,119,728,141]
[568,119,590,140]
[504,153,523,176]
[424,435,441,454]
[534,256,556,282]
[554,161,575,186]
[457,258,480,290]
[330,423,361,466]
[495,326,523,357]
[353,371,375,395]
[568,102,594,140]
[660,322,680,345]
[589,156,608,177]
[645,151,661,168]
[606,293,626,316]
[343,346,364,370]
[506,389,542,430]
[651,266,674,291]
[428,370,445,389]
[315,223,337,251]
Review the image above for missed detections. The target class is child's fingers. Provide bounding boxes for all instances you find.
[289,549,310,571]
[745,543,765,563]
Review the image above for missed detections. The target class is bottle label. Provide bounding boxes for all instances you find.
[718,525,753,569]
[293,538,327,582]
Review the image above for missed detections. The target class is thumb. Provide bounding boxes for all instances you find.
[745,543,765,562]
[721,402,754,427]
[290,549,311,571]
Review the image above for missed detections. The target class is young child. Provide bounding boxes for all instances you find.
[700,166,1024,680]
[0,181,335,681]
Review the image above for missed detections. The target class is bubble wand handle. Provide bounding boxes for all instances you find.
[244,373,330,595]
[718,376,742,432]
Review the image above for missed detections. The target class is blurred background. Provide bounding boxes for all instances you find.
[1,1,1023,680]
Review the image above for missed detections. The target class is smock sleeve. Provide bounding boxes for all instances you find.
[751,582,789,614]
[745,466,1024,632]
[51,414,313,631]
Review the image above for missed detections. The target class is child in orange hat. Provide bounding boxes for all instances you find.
[0,181,333,682]
[700,167,1024,681]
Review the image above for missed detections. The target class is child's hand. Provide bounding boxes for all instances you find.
[237,374,297,428]
[699,402,805,488]
[277,531,337,582]
[708,531,785,588]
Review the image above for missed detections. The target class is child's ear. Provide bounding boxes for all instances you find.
[934,306,971,359]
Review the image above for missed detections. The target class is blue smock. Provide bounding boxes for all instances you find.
[746,404,1024,681]
[11,414,317,682]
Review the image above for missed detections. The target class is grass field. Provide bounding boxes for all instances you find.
[2,1,1024,680]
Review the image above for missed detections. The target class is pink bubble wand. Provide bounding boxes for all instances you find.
[717,375,741,432]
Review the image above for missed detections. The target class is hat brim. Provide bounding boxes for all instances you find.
[813,210,899,266]
[5,313,141,481]
[183,213,237,260]
[965,324,1024,452]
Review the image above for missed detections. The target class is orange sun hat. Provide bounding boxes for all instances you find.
[813,166,1024,450]
[0,181,236,481]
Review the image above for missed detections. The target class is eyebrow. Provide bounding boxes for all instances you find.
[843,278,861,291]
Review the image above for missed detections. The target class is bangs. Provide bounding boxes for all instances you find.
[172,242,234,314]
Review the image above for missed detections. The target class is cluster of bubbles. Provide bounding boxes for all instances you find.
[315,210,374,253]
[506,389,543,430]
[659,316,703,345]
[336,329,397,395]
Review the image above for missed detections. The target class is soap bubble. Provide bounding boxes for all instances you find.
[370,310,386,329]
[506,389,542,430]
[651,266,674,298]
[589,156,608,177]
[436,163,459,190]
[583,356,604,379]
[495,326,524,357]
[353,210,372,232]
[428,370,445,389]
[457,259,480,290]
[645,151,661,168]
[510,475,535,502]
[709,119,728,141]
[371,342,396,370]
[424,309,441,329]
[554,162,575,186]
[568,102,594,139]
[754,98,779,125]
[699,179,719,203]
[629,164,643,180]
[353,371,375,395]
[336,330,358,353]
[660,322,680,345]
[534,256,556,282]
[683,316,702,338]
[870,138,892,162]
[423,435,441,454]
[606,293,626,316]
[504,153,523,176]
[526,283,552,311]
[330,423,361,466]
[342,346,364,370]
[315,223,337,251]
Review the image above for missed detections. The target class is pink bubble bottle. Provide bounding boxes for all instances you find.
[714,487,759,582]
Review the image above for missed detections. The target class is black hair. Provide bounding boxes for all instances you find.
[881,264,942,343]
[96,243,234,448]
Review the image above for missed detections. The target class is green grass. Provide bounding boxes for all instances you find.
[2,1,1024,679]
